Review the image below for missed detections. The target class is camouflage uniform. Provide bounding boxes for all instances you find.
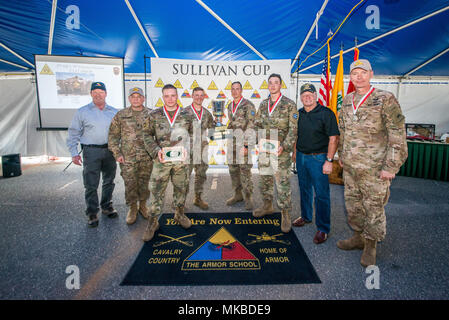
[143,107,193,218]
[255,95,299,210]
[226,98,257,196]
[185,105,215,194]
[108,107,153,206]
[338,88,408,241]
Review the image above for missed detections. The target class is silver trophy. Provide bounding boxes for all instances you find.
[212,100,225,128]
[212,100,227,139]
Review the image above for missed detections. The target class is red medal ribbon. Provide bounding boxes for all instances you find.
[191,104,203,121]
[352,87,374,114]
[163,105,180,127]
[268,93,282,115]
[232,97,243,116]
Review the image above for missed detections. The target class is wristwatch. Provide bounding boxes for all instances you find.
[326,157,333,162]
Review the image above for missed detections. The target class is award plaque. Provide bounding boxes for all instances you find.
[259,139,279,154]
[161,146,185,162]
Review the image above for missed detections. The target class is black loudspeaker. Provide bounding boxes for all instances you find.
[2,154,22,178]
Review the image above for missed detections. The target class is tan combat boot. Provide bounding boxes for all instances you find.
[142,217,160,242]
[139,200,150,219]
[244,192,253,210]
[126,202,138,225]
[360,239,377,267]
[193,193,209,210]
[281,209,292,233]
[336,231,365,250]
[252,199,274,218]
[174,207,191,229]
[226,189,244,206]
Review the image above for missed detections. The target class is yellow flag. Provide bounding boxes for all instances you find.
[330,50,344,123]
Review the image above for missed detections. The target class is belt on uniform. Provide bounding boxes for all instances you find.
[302,152,326,155]
[81,144,108,149]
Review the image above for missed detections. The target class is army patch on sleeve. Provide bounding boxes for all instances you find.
[251,110,255,116]
[292,113,298,120]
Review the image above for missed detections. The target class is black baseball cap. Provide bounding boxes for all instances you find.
[91,82,106,91]
[300,83,316,95]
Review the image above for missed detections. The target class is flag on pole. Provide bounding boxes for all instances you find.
[330,50,344,123]
[346,47,359,94]
[318,43,332,107]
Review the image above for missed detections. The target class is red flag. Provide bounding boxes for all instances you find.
[346,47,360,94]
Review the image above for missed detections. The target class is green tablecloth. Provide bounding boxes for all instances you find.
[398,141,449,181]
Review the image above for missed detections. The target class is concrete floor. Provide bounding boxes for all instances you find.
[0,162,448,299]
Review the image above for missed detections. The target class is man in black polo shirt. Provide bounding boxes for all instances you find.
[292,83,339,244]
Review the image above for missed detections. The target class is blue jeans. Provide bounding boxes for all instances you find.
[296,151,331,234]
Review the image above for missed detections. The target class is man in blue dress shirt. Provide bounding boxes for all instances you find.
[67,82,119,227]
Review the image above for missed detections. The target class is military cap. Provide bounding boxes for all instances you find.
[128,87,144,96]
[350,59,372,72]
[91,81,106,91]
[300,83,317,95]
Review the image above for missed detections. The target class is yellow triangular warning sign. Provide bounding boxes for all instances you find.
[281,80,287,89]
[260,80,268,89]
[190,80,199,89]
[224,80,232,90]
[155,78,164,88]
[174,79,183,89]
[40,64,54,75]
[209,155,217,165]
[243,80,253,90]
[208,80,218,90]
[209,139,217,146]
[177,98,183,108]
[156,98,164,107]
[207,101,212,109]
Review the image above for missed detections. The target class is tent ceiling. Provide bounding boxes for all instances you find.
[0,0,448,76]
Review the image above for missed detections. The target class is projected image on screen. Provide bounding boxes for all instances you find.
[56,72,94,96]
[35,55,125,129]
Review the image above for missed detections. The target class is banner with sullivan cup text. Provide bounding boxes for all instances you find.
[149,58,291,166]
[150,58,291,111]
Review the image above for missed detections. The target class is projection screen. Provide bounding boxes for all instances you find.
[34,55,125,129]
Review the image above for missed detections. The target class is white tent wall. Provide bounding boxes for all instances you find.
[1,74,448,157]
[0,76,71,157]
[398,80,449,133]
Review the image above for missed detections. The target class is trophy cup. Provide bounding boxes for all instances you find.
[212,100,227,139]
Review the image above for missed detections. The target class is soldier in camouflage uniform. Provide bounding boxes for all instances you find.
[226,81,257,210]
[254,74,299,233]
[108,87,153,225]
[337,59,408,267]
[185,87,215,210]
[142,84,193,242]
